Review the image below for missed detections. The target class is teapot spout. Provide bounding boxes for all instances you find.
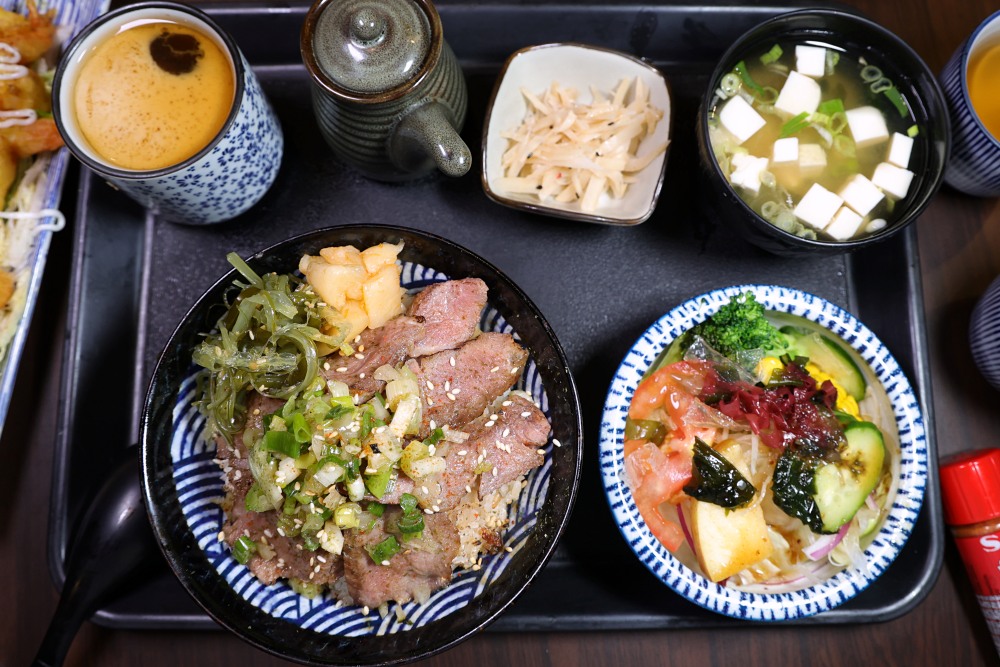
[390,102,471,178]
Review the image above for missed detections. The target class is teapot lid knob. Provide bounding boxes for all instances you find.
[350,8,384,45]
[308,0,433,94]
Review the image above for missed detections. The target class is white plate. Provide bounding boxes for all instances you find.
[481,43,672,226]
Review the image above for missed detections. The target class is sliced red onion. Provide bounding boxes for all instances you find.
[676,504,696,552]
[802,522,850,561]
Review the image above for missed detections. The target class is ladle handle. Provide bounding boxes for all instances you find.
[32,446,157,667]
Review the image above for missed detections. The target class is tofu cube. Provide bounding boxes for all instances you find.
[774,71,822,117]
[719,95,766,144]
[872,162,915,198]
[839,174,884,216]
[796,45,827,77]
[794,183,843,230]
[825,206,864,240]
[798,143,827,175]
[845,106,889,146]
[690,441,773,582]
[772,137,799,164]
[730,153,769,194]
[887,132,914,168]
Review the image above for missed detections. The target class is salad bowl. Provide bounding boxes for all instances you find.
[599,284,928,620]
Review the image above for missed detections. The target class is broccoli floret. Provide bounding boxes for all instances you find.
[682,293,786,358]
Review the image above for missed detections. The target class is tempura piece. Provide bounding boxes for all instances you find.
[0,0,56,64]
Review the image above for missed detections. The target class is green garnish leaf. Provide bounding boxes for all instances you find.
[759,44,783,65]
[233,535,257,564]
[366,535,400,564]
[424,427,445,447]
[780,111,811,138]
[907,124,920,138]
[683,439,756,508]
[263,429,304,458]
[817,98,845,116]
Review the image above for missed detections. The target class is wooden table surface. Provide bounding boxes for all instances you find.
[5,0,1000,664]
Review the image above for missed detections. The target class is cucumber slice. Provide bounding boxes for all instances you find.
[814,421,885,533]
[780,325,867,400]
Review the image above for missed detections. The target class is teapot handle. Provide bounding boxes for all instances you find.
[390,102,471,178]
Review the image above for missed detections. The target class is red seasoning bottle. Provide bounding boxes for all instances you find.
[940,448,1000,657]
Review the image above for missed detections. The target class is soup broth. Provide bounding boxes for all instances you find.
[707,40,923,242]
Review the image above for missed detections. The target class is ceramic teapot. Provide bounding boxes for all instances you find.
[301,0,471,181]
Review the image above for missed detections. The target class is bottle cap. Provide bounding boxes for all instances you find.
[940,448,1000,526]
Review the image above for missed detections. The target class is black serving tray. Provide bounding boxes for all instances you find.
[50,0,943,630]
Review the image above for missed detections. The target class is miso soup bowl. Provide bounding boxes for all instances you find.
[696,9,950,257]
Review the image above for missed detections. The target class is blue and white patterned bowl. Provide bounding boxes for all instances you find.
[599,284,928,621]
[142,225,581,664]
[970,274,1000,391]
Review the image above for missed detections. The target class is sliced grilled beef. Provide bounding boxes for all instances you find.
[476,394,550,497]
[342,509,460,607]
[408,278,487,357]
[218,393,344,586]
[320,315,424,402]
[407,332,528,438]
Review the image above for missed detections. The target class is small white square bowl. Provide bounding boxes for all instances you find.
[481,43,672,226]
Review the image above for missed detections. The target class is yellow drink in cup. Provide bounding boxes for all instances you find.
[968,42,1000,140]
[72,19,235,171]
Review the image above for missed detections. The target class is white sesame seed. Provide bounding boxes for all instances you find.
[521,411,531,418]
[502,428,510,437]
[553,438,562,447]
[485,420,496,428]
[358,345,365,352]
[430,420,437,429]
[537,448,546,455]
[363,606,370,615]
[490,414,499,420]
[426,380,435,390]
[249,331,256,341]
[323,362,331,371]
[375,425,386,434]
[360,372,366,379]
[502,400,513,407]
[217,531,225,542]
[428,444,437,456]
[234,470,242,480]
[465,485,472,493]
[449,356,456,367]
[421,486,429,494]
[510,367,518,374]
[444,380,451,391]
[253,409,261,416]
[309,573,315,580]
[234,449,241,459]
[381,560,390,566]
[452,388,461,395]
[458,450,467,456]
[447,393,456,401]
[492,468,498,477]
[424,508,433,515]
[427,398,434,406]
[313,564,321,573]
[490,366,500,373]
[495,440,504,449]
[277,527,286,537]
[472,564,481,571]
[264,529,273,538]
[336,366,348,373]
[243,529,250,538]
[354,335,361,343]
[432,505,440,512]
[505,546,513,553]
[355,353,365,360]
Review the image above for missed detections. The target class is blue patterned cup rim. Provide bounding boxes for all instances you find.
[598,284,928,621]
[167,260,558,636]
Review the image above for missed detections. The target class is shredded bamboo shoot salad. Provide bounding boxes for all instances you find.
[495,78,669,212]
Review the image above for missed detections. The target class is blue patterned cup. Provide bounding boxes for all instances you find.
[53,2,283,224]
[970,274,1000,390]
[939,10,1000,197]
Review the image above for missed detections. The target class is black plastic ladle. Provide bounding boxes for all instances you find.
[32,446,159,667]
